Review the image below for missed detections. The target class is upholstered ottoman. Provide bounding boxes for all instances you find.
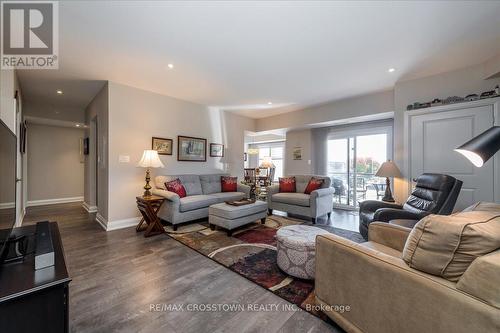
[209,201,268,236]
[276,225,330,280]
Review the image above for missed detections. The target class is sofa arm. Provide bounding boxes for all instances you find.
[359,200,402,213]
[237,183,251,198]
[368,222,412,252]
[373,208,423,222]
[152,189,180,203]
[315,234,500,333]
[310,187,335,198]
[267,184,279,196]
[457,249,500,309]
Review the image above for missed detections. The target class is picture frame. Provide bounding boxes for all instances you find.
[152,137,173,155]
[210,143,224,157]
[178,135,207,162]
[293,147,302,160]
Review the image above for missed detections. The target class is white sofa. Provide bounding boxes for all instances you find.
[152,174,251,230]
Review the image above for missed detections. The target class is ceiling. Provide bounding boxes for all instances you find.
[17,1,500,119]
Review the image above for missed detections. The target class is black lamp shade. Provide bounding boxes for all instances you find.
[455,126,500,167]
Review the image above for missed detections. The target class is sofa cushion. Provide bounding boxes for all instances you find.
[200,174,228,194]
[292,175,331,193]
[156,175,202,196]
[179,195,218,213]
[279,177,296,193]
[272,193,310,207]
[403,207,500,282]
[221,176,237,192]
[210,192,246,203]
[165,178,187,198]
[304,177,325,194]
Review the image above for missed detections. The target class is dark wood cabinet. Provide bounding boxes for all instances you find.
[0,222,70,333]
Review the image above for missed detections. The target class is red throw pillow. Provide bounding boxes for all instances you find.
[221,176,237,192]
[304,177,324,194]
[165,178,187,198]
[279,177,296,193]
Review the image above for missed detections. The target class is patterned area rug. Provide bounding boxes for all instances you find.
[165,214,364,321]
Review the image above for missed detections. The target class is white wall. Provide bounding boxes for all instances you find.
[256,90,394,132]
[285,130,313,175]
[27,124,85,202]
[84,83,109,219]
[105,82,255,225]
[0,70,17,133]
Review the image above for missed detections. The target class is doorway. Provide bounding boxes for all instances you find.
[327,126,392,209]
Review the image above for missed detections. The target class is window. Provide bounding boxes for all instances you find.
[254,143,284,180]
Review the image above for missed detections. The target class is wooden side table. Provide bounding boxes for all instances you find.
[136,195,165,237]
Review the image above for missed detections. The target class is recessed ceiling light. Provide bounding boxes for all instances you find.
[167,63,174,69]
[56,90,63,94]
[388,68,396,73]
[75,124,81,127]
[267,102,273,105]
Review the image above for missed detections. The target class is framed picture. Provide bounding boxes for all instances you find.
[152,137,173,155]
[178,136,207,162]
[210,143,224,157]
[293,147,302,160]
[244,152,247,161]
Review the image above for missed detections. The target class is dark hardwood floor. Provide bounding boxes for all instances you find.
[23,203,349,333]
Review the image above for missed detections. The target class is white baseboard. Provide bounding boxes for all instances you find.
[106,217,140,231]
[82,202,98,213]
[27,196,84,207]
[95,213,139,231]
[95,213,107,230]
[0,202,15,209]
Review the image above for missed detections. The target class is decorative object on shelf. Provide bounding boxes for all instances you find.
[293,147,302,160]
[407,85,500,111]
[443,96,464,104]
[375,160,401,202]
[138,150,165,197]
[464,94,479,102]
[177,135,206,161]
[480,89,496,99]
[209,143,224,157]
[430,98,442,106]
[455,126,500,167]
[244,152,247,161]
[152,137,173,155]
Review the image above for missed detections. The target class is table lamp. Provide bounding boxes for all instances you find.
[455,126,500,167]
[138,150,164,197]
[375,160,401,202]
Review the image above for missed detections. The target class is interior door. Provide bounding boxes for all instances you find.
[410,105,495,210]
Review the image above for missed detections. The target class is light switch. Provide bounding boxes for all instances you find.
[119,155,130,163]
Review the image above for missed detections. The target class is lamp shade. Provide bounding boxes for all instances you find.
[454,126,500,167]
[259,156,275,168]
[138,150,164,168]
[375,160,401,178]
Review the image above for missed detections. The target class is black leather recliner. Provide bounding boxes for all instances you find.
[359,173,463,239]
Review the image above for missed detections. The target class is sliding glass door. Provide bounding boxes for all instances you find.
[327,127,392,209]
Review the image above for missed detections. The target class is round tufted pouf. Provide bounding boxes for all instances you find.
[276,225,330,280]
